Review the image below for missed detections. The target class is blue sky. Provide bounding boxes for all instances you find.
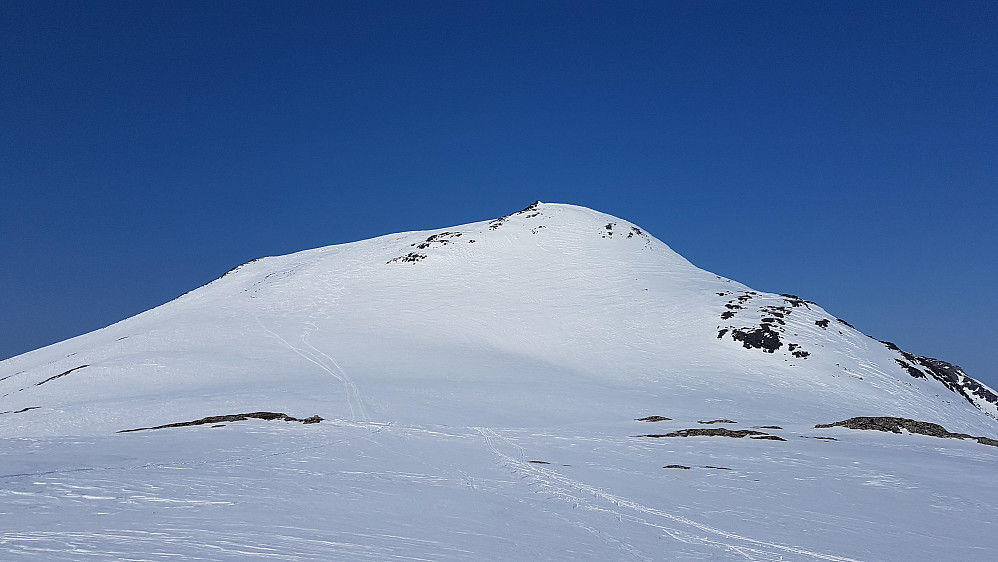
[2,1,995,386]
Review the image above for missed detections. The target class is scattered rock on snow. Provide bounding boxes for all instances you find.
[35,365,88,386]
[636,428,774,439]
[814,416,998,447]
[118,412,324,433]
[0,406,40,415]
[836,318,855,329]
[879,341,998,418]
[730,325,783,353]
[386,252,427,264]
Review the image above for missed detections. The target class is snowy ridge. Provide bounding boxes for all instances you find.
[2,202,997,560]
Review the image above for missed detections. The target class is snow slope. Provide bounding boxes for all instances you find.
[2,202,997,560]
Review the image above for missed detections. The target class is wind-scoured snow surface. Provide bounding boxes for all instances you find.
[2,202,997,560]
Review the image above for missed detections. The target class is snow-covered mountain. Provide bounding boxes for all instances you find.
[2,202,997,561]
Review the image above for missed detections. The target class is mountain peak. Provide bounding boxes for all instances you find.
[1,202,995,438]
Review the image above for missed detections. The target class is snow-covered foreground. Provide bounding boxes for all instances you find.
[2,202,997,559]
[3,418,997,561]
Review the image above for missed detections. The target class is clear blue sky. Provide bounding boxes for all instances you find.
[2,2,996,386]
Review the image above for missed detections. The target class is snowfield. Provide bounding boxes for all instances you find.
[2,202,996,560]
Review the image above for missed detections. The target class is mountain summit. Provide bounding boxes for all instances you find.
[2,202,997,560]
[3,201,994,436]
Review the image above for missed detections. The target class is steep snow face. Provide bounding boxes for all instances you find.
[1,201,996,437]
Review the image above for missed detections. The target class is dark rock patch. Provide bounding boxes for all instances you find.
[0,406,40,415]
[663,465,691,469]
[412,231,463,249]
[425,231,458,242]
[895,359,926,378]
[714,294,816,361]
[918,357,997,406]
[218,258,262,280]
[815,416,950,436]
[780,294,813,309]
[815,319,830,329]
[753,425,783,430]
[836,318,855,329]
[730,325,782,353]
[881,340,902,352]
[750,435,786,441]
[881,342,998,416]
[698,419,736,425]
[387,252,427,264]
[118,412,324,433]
[36,365,88,386]
[761,306,790,317]
[489,201,541,230]
[702,466,731,470]
[814,416,997,447]
[636,416,672,422]
[528,460,551,464]
[637,428,770,439]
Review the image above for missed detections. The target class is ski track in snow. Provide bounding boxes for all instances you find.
[298,264,370,422]
[300,325,369,422]
[255,316,368,422]
[3,418,997,560]
[0,528,473,561]
[475,427,861,562]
